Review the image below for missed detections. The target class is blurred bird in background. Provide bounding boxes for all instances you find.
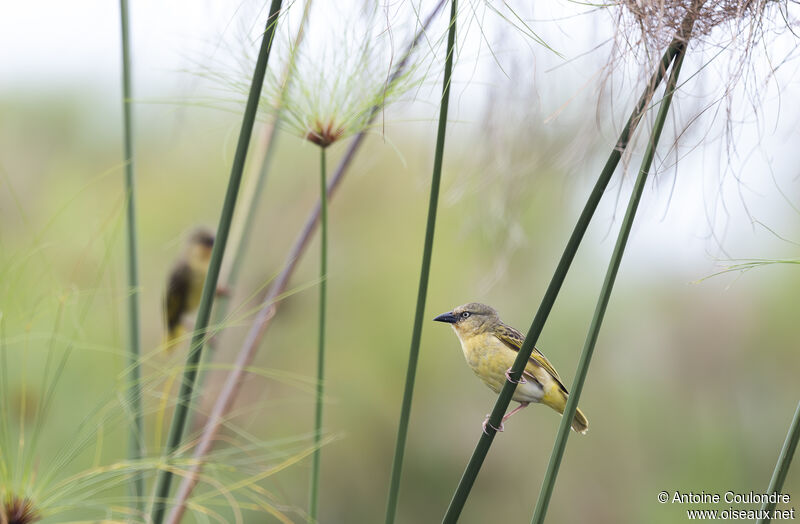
[164,227,215,348]
[434,302,588,434]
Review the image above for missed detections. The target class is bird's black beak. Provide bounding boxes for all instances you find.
[433,311,458,324]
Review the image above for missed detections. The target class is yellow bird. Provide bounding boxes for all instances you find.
[434,302,588,434]
[164,228,215,347]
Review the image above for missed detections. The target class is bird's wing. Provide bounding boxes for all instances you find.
[165,262,191,333]
[495,323,567,392]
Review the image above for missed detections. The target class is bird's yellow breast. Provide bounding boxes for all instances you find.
[454,330,545,403]
[186,264,209,311]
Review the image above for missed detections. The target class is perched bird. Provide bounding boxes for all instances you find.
[434,302,588,434]
[164,228,215,347]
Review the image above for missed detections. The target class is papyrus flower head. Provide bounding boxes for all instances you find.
[1,495,39,524]
[262,0,427,148]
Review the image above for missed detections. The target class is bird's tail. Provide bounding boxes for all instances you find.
[571,407,589,435]
[544,389,589,435]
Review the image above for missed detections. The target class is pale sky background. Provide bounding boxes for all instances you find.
[2,0,799,281]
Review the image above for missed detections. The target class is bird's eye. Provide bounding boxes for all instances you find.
[460,311,470,319]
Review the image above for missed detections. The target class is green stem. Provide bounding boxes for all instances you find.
[758,400,800,524]
[384,2,457,523]
[442,36,687,524]
[118,0,144,509]
[148,2,283,522]
[530,40,689,524]
[310,146,327,521]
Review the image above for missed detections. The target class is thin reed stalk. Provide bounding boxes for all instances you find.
[309,146,328,520]
[758,400,800,524]
[163,4,447,521]
[148,2,283,522]
[384,1,457,523]
[218,127,279,302]
[118,0,144,508]
[442,33,689,524]
[531,37,690,524]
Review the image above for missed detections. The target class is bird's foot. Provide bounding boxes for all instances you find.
[216,285,232,297]
[482,415,504,435]
[505,367,526,384]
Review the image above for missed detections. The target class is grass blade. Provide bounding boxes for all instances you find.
[442,33,688,524]
[118,0,144,508]
[148,2,284,522]
[530,37,690,524]
[384,2,457,523]
[758,400,800,524]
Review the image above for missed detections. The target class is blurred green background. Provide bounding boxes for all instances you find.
[2,1,800,523]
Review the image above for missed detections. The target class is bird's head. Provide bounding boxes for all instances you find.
[433,302,500,338]
[187,227,215,266]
